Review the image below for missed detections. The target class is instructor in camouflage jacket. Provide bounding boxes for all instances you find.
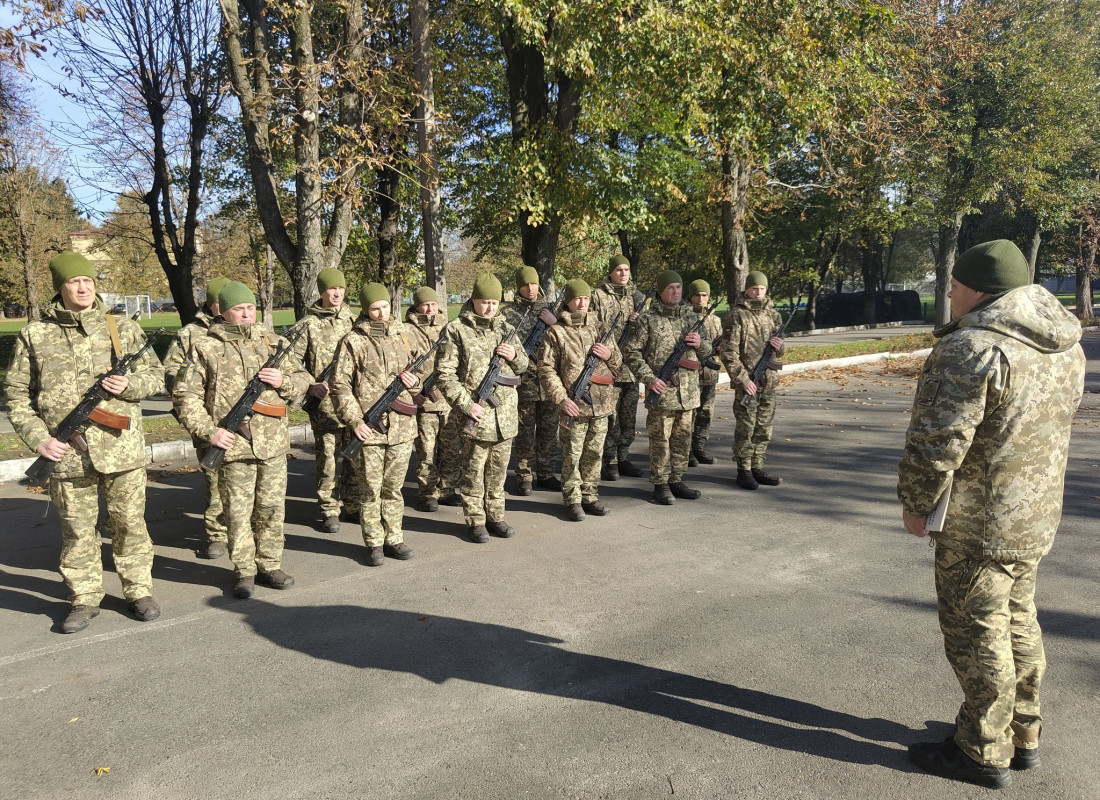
[538,278,622,522]
[899,240,1085,790]
[174,282,310,600]
[163,275,228,559]
[436,273,528,542]
[624,270,712,505]
[5,252,164,633]
[292,268,360,532]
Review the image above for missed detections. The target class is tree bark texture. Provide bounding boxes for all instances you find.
[1076,220,1098,322]
[720,147,751,303]
[411,0,445,301]
[376,162,401,294]
[934,211,965,327]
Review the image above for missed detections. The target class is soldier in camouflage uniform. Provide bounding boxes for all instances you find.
[687,280,724,467]
[329,283,418,565]
[436,274,529,542]
[174,282,310,599]
[591,254,647,480]
[624,270,712,505]
[405,286,454,512]
[501,266,560,494]
[718,271,785,490]
[899,240,1085,790]
[537,279,621,521]
[163,276,229,559]
[292,268,360,532]
[4,252,163,633]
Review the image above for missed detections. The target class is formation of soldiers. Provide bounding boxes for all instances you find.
[4,252,789,634]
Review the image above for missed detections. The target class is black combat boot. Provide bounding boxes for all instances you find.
[468,525,490,544]
[693,449,715,464]
[536,475,562,491]
[486,520,516,538]
[669,481,700,500]
[688,452,698,467]
[752,468,781,486]
[653,484,675,505]
[582,500,610,516]
[61,604,100,633]
[617,460,643,478]
[566,503,585,522]
[602,461,619,481]
[736,469,759,490]
[908,737,1011,790]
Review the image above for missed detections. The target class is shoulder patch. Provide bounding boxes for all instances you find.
[917,377,942,406]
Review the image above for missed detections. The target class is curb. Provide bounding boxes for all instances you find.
[714,347,932,388]
[0,424,315,485]
[786,320,927,338]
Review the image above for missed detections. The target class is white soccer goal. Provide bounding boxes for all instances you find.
[124,295,152,319]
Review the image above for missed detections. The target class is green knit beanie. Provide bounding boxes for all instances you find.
[205,276,229,311]
[745,271,768,289]
[218,281,256,312]
[472,273,503,301]
[687,279,710,298]
[516,266,539,288]
[562,278,591,306]
[49,251,97,293]
[413,286,439,307]
[656,270,683,295]
[952,240,1029,294]
[608,254,630,274]
[359,282,390,308]
[316,268,346,292]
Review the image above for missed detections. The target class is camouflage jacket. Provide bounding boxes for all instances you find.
[692,302,725,386]
[538,310,623,419]
[4,297,163,478]
[897,284,1085,561]
[404,308,451,414]
[591,277,646,383]
[173,323,310,463]
[329,316,420,446]
[501,288,551,401]
[624,302,713,412]
[436,307,529,442]
[291,301,356,426]
[719,297,785,391]
[163,309,217,394]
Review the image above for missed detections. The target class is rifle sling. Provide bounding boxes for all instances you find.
[87,406,130,431]
[105,313,124,358]
[251,400,287,418]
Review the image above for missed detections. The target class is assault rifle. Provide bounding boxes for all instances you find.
[741,301,798,406]
[462,310,528,436]
[561,311,621,431]
[617,289,654,351]
[201,325,306,471]
[521,289,565,358]
[643,299,720,409]
[302,360,334,413]
[24,328,166,486]
[342,334,447,459]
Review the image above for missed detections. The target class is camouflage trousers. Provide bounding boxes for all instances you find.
[692,382,717,452]
[415,408,451,499]
[732,388,777,470]
[645,407,695,485]
[514,398,558,482]
[355,440,414,548]
[219,457,287,578]
[458,436,513,527]
[604,382,640,464]
[49,467,154,606]
[436,409,466,496]
[202,466,227,543]
[311,418,362,517]
[560,415,608,505]
[935,545,1045,768]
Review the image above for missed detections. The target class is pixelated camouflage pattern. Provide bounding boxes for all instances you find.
[220,457,288,577]
[312,427,362,517]
[435,407,465,494]
[202,465,227,540]
[414,408,449,498]
[291,300,356,426]
[328,316,419,446]
[501,289,550,402]
[513,399,557,482]
[5,297,163,478]
[538,310,622,419]
[50,468,154,606]
[162,309,216,394]
[173,323,310,463]
[354,439,414,547]
[604,384,641,464]
[934,545,1044,767]
[405,309,451,413]
[435,307,529,443]
[692,382,716,453]
[732,387,777,470]
[646,408,694,485]
[590,277,645,383]
[693,303,724,387]
[898,284,1085,560]
[458,436,511,526]
[559,415,608,504]
[624,302,712,412]
[718,296,784,391]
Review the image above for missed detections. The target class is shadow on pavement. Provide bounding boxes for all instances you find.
[211,598,926,771]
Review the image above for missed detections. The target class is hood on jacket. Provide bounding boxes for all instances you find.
[938,284,1081,355]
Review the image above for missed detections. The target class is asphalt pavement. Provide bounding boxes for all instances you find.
[0,330,1096,799]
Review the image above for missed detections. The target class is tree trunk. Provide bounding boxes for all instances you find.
[14,213,39,321]
[859,232,882,326]
[376,162,402,294]
[411,0,445,301]
[934,211,965,327]
[720,146,751,303]
[807,226,842,331]
[250,226,275,330]
[616,230,642,270]
[1025,220,1041,283]
[1076,221,1098,322]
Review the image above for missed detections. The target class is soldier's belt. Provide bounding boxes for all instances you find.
[677,358,701,370]
[495,373,521,387]
[390,399,418,417]
[251,400,287,418]
[589,373,614,386]
[87,406,131,431]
